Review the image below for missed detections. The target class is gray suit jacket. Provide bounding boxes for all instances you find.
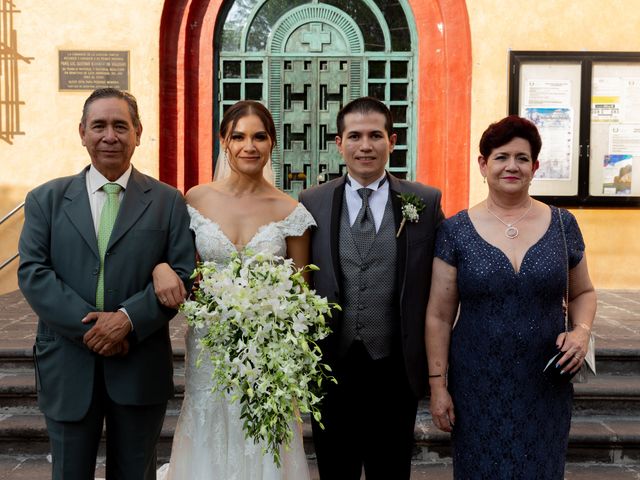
[299,173,444,398]
[18,166,196,421]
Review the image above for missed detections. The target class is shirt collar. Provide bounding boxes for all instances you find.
[346,172,387,191]
[88,165,132,194]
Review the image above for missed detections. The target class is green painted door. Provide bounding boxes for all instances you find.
[277,57,348,197]
[218,0,415,195]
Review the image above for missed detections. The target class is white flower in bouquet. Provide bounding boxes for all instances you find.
[180,251,339,467]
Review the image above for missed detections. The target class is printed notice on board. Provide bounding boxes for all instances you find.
[523,79,572,107]
[592,77,640,123]
[522,80,574,180]
[592,77,621,122]
[59,51,129,91]
[602,125,640,195]
[523,107,573,180]
[621,78,640,123]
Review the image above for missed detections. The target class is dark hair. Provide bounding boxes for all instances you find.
[81,88,141,129]
[336,96,393,137]
[479,115,542,160]
[219,100,277,150]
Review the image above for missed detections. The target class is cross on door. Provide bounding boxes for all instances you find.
[301,23,331,52]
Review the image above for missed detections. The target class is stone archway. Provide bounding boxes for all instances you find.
[159,0,471,215]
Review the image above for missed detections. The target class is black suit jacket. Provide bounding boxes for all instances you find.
[299,173,444,397]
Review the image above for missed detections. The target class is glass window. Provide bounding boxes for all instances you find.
[245,83,263,100]
[324,0,384,51]
[390,61,408,78]
[368,83,385,100]
[390,150,407,168]
[390,83,407,101]
[390,105,407,123]
[223,83,241,100]
[220,0,261,51]
[223,61,241,78]
[375,0,411,51]
[246,61,263,79]
[368,61,386,79]
[246,0,309,52]
[223,0,411,53]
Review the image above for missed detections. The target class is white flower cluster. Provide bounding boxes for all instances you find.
[180,251,337,467]
[402,203,420,222]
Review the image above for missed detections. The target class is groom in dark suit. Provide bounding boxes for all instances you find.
[300,97,444,479]
[18,88,195,479]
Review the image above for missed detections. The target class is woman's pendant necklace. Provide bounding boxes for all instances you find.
[486,199,533,239]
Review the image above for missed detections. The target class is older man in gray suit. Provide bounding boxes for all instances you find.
[300,97,444,479]
[18,88,195,480]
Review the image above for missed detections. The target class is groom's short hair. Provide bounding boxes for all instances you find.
[336,97,394,138]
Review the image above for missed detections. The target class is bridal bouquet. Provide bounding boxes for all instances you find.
[180,251,338,466]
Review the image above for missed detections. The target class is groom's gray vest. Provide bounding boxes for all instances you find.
[338,193,397,359]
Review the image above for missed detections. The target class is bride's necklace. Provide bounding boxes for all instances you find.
[486,199,533,239]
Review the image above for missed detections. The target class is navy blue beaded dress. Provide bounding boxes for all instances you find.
[435,206,584,480]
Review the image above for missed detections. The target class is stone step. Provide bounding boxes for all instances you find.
[4,368,639,416]
[1,346,635,372]
[0,348,33,370]
[0,368,187,410]
[0,352,187,373]
[573,374,640,415]
[594,349,640,375]
[1,408,638,465]
[414,412,640,466]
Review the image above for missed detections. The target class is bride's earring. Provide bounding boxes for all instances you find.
[483,176,486,184]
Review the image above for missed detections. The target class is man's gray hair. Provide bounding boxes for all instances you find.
[80,88,141,129]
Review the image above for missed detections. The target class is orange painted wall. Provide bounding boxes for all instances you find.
[410,0,471,216]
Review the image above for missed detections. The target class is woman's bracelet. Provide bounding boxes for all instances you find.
[429,373,445,378]
[575,323,592,332]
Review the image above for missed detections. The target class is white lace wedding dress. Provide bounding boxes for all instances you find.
[157,203,315,480]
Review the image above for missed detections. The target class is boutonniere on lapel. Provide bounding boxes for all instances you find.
[396,193,426,238]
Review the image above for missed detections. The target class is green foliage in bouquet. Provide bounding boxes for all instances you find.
[180,251,339,467]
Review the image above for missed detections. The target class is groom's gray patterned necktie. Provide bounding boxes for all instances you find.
[352,187,375,256]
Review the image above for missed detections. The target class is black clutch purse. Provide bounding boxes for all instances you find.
[543,350,578,384]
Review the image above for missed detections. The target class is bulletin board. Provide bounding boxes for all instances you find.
[509,51,640,207]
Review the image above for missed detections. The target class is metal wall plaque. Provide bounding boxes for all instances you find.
[59,50,129,91]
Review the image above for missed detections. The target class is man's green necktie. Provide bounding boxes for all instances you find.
[96,183,122,310]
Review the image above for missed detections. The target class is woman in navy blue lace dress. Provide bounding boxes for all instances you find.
[425,116,597,479]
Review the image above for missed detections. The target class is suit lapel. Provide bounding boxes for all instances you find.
[388,174,408,303]
[63,167,99,259]
[330,176,347,292]
[107,167,152,249]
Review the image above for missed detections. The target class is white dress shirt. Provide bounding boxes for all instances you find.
[86,164,132,234]
[345,173,389,232]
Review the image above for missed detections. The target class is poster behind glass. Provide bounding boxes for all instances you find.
[518,63,581,197]
[589,63,640,197]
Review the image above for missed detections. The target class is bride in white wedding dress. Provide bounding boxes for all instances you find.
[153,101,314,480]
